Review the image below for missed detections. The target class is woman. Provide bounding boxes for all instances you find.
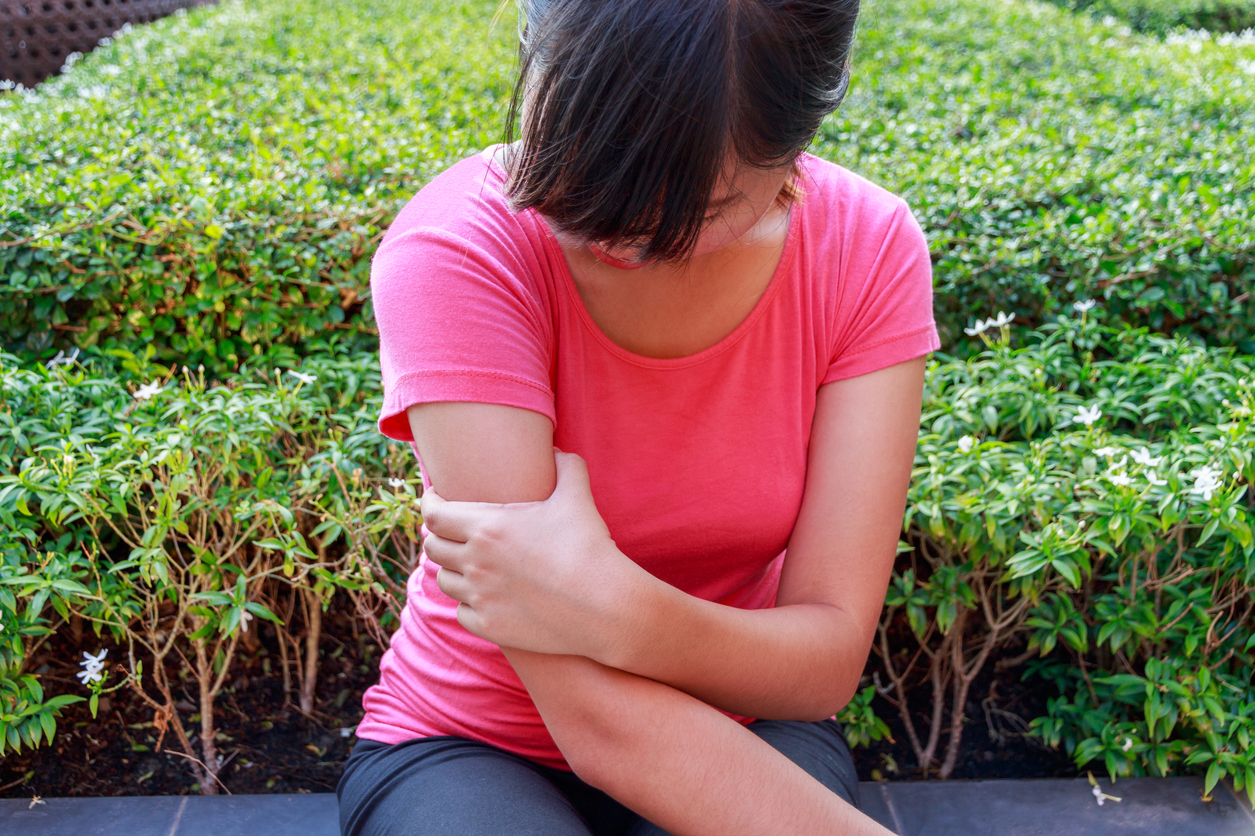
[338,0,939,833]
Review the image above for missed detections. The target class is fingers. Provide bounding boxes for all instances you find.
[434,564,471,604]
[422,530,469,574]
[553,450,591,496]
[454,602,486,641]
[419,489,481,542]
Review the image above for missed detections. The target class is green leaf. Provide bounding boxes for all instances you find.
[49,579,92,596]
[1205,760,1223,796]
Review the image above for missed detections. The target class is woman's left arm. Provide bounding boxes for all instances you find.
[608,354,926,720]
[421,355,926,721]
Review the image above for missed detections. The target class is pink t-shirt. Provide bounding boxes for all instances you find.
[355,146,941,770]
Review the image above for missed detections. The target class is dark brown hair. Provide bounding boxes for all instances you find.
[503,0,861,263]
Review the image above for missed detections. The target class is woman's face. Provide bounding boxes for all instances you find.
[594,157,794,265]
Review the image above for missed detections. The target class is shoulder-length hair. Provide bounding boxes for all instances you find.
[502,0,861,263]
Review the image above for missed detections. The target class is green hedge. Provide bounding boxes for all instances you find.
[814,0,1255,352]
[1,0,514,374]
[3,0,1254,378]
[1,0,1252,798]
[1043,0,1255,36]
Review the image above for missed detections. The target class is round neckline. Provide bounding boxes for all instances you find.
[480,144,803,370]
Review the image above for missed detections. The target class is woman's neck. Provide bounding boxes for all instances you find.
[554,202,791,359]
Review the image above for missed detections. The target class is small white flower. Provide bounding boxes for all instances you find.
[1130,448,1162,467]
[133,380,162,400]
[1072,299,1097,313]
[1093,447,1119,457]
[958,436,975,453]
[45,347,81,369]
[340,725,357,738]
[988,311,1015,328]
[1090,779,1123,806]
[1145,470,1168,487]
[1107,471,1132,487]
[388,477,406,487]
[1189,466,1224,501]
[239,609,254,633]
[286,370,316,385]
[1122,738,1133,752]
[1074,405,1103,426]
[964,319,990,337]
[77,649,107,685]
[76,667,104,685]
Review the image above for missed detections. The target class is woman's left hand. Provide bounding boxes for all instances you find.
[420,449,645,660]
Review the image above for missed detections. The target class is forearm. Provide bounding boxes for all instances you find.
[597,569,868,721]
[501,644,891,836]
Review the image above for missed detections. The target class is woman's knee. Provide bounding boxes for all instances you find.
[337,736,596,836]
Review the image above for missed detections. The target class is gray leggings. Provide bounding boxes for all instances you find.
[337,717,861,836]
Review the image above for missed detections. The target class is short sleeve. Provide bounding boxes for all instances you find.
[821,199,941,384]
[370,219,556,444]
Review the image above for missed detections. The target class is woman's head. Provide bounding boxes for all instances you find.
[502,0,861,264]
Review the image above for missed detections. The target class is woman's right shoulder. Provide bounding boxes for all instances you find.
[369,146,559,306]
[378,147,529,250]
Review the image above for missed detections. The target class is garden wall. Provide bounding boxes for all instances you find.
[1,0,219,88]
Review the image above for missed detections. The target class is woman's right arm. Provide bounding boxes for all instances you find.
[407,401,893,836]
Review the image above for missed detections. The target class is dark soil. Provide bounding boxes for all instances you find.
[848,647,1081,782]
[0,599,373,799]
[0,599,1078,799]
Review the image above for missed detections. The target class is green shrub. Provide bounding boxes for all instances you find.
[0,344,421,790]
[2,0,1252,800]
[2,312,1252,799]
[876,306,1252,802]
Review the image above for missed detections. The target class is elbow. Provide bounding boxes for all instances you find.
[801,670,862,723]
[547,707,633,792]
[559,727,628,793]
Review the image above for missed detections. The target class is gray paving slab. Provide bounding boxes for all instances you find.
[0,795,186,836]
[2,778,1252,835]
[174,793,339,836]
[882,775,1255,836]
[858,781,902,832]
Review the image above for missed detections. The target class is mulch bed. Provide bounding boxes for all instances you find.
[0,598,1077,798]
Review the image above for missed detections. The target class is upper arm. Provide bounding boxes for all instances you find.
[406,401,555,503]
[776,356,926,658]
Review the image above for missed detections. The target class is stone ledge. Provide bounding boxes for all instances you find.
[1,776,1252,835]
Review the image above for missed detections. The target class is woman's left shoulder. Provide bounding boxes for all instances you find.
[794,152,915,232]
[797,155,941,381]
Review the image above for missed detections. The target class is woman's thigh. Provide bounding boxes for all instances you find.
[337,736,605,836]
[624,717,861,836]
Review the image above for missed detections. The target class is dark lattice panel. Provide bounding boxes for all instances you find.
[1,0,220,88]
